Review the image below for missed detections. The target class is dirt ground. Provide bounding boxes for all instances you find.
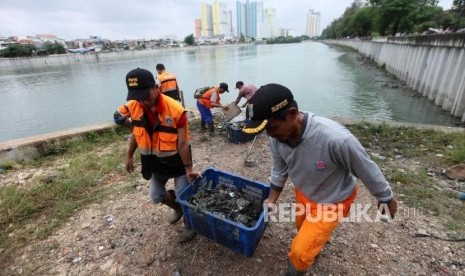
[2,116,465,276]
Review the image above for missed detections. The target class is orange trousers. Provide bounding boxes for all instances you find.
[288,186,358,272]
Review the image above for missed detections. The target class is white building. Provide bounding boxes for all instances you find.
[36,34,66,46]
[305,9,321,38]
[262,8,278,38]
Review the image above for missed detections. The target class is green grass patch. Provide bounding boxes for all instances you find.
[0,160,17,172]
[446,134,465,163]
[348,122,465,231]
[37,127,129,159]
[389,169,428,185]
[0,127,135,266]
[348,122,465,163]
[392,172,465,231]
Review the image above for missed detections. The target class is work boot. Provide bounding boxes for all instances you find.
[208,123,215,132]
[200,121,207,130]
[179,221,196,243]
[161,190,183,224]
[284,259,306,276]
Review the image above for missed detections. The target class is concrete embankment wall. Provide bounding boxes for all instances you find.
[0,45,237,70]
[0,48,181,69]
[0,122,116,164]
[325,34,465,122]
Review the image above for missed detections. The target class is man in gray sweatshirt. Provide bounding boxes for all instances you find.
[243,84,398,276]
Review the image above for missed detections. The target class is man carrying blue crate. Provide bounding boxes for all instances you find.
[114,68,201,243]
[242,84,398,275]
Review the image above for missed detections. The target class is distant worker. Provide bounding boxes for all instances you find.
[196,83,229,132]
[113,68,200,243]
[234,81,258,119]
[156,63,181,102]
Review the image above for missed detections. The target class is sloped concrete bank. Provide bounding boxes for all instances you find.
[325,34,465,122]
[1,118,464,165]
[0,122,116,164]
[0,44,240,70]
[0,48,180,70]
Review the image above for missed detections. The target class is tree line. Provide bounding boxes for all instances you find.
[321,0,465,39]
[0,41,66,58]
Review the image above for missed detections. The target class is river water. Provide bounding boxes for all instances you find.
[0,42,461,142]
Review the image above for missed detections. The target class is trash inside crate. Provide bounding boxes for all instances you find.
[178,168,270,257]
[226,120,255,144]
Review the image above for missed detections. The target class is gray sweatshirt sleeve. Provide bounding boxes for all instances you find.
[269,139,288,191]
[331,135,393,202]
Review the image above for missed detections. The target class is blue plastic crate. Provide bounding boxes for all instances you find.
[178,168,270,257]
[226,120,255,144]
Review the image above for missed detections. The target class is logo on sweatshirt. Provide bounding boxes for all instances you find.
[315,161,327,169]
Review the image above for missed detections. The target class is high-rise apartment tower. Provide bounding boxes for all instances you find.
[305,9,320,38]
[236,1,263,39]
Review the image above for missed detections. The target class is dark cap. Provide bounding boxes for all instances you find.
[235,81,244,89]
[219,82,229,92]
[125,68,156,101]
[242,83,293,134]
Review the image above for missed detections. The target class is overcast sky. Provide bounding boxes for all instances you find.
[0,0,455,40]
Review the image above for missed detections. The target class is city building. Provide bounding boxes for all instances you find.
[236,2,247,38]
[197,0,275,40]
[201,3,214,37]
[36,34,66,46]
[280,28,296,37]
[212,1,233,36]
[236,1,264,39]
[305,9,321,38]
[194,19,202,39]
[200,1,233,39]
[262,8,278,38]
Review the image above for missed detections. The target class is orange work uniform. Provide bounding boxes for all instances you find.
[198,87,220,109]
[158,71,180,101]
[289,186,358,271]
[114,94,188,179]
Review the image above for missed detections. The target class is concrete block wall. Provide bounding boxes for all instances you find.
[0,45,228,70]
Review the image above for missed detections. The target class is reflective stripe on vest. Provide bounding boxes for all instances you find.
[117,99,187,157]
[158,72,178,93]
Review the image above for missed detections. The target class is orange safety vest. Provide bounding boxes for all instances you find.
[116,96,188,179]
[158,71,178,94]
[198,87,220,109]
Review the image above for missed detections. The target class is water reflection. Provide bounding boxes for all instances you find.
[238,46,258,57]
[337,51,459,125]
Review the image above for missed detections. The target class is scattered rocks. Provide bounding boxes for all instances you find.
[104,215,114,225]
[445,164,465,180]
[72,256,82,263]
